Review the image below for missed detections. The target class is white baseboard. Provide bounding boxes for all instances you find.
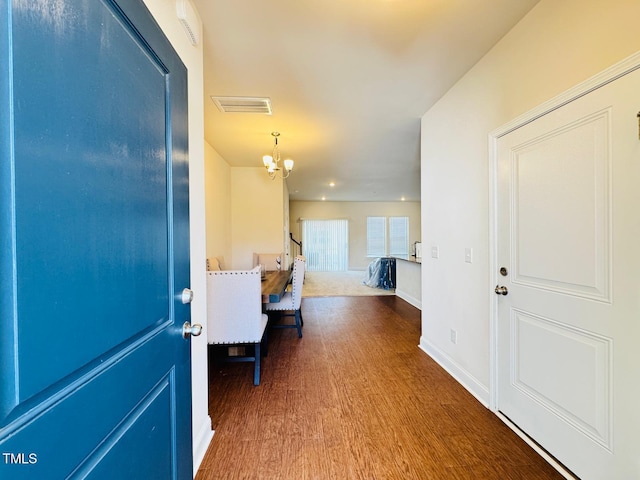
[395,289,421,310]
[419,336,489,407]
[193,415,214,477]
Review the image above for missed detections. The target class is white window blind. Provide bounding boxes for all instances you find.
[389,216,409,255]
[367,217,386,257]
[301,219,349,271]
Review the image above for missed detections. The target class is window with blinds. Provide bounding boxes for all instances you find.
[367,216,409,257]
[366,216,386,257]
[301,219,349,271]
[389,216,409,255]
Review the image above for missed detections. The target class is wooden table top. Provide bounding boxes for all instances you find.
[261,270,292,303]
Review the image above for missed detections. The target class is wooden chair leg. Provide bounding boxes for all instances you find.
[253,342,261,386]
[261,330,268,357]
[295,310,302,338]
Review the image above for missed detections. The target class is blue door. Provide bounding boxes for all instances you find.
[0,0,193,478]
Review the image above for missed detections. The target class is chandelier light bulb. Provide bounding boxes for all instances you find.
[284,159,294,172]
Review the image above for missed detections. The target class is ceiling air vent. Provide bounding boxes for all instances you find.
[210,96,272,114]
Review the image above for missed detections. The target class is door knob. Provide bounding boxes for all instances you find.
[181,288,194,304]
[182,321,202,338]
[495,285,508,295]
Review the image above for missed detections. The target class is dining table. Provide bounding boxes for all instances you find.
[261,270,292,304]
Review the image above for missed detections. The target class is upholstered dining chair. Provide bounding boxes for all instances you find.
[207,266,268,385]
[264,255,305,338]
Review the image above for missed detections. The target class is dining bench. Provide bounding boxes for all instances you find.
[206,265,268,385]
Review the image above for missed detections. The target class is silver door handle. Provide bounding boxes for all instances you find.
[181,288,194,304]
[182,321,202,338]
[495,285,508,295]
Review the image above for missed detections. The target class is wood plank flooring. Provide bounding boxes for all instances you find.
[196,296,563,480]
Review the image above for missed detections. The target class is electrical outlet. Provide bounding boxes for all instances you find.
[431,246,439,259]
[450,329,457,344]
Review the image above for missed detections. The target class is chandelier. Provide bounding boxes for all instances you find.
[262,132,294,179]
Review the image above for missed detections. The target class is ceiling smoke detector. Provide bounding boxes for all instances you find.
[210,96,272,114]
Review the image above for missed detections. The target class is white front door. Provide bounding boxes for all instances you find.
[495,65,640,479]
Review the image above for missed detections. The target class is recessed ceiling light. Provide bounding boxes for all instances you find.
[321,196,326,201]
[329,182,335,187]
[401,197,406,201]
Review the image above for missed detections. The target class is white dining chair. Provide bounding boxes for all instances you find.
[207,266,269,385]
[264,255,305,338]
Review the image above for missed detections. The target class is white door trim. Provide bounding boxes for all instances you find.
[487,50,640,473]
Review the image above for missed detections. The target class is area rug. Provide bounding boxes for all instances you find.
[301,270,395,298]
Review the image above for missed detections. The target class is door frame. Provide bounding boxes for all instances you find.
[487,50,640,475]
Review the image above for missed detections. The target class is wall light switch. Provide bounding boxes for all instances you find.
[431,246,439,259]
[465,248,473,264]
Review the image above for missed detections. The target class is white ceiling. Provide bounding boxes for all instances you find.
[193,0,540,202]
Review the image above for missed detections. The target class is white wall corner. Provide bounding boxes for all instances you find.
[396,289,422,310]
[193,417,214,477]
[418,337,489,407]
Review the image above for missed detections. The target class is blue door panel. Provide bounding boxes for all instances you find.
[79,378,175,479]
[1,327,179,479]
[0,0,192,478]
[0,0,16,423]
[13,0,170,401]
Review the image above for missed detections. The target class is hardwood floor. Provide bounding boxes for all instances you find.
[196,296,563,480]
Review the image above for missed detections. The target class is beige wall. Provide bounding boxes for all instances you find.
[204,158,290,270]
[142,0,212,472]
[204,141,232,267]
[420,0,640,402]
[290,201,421,270]
[231,168,286,269]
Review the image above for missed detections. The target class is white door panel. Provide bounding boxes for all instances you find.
[511,109,610,300]
[496,66,640,479]
[511,308,612,446]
